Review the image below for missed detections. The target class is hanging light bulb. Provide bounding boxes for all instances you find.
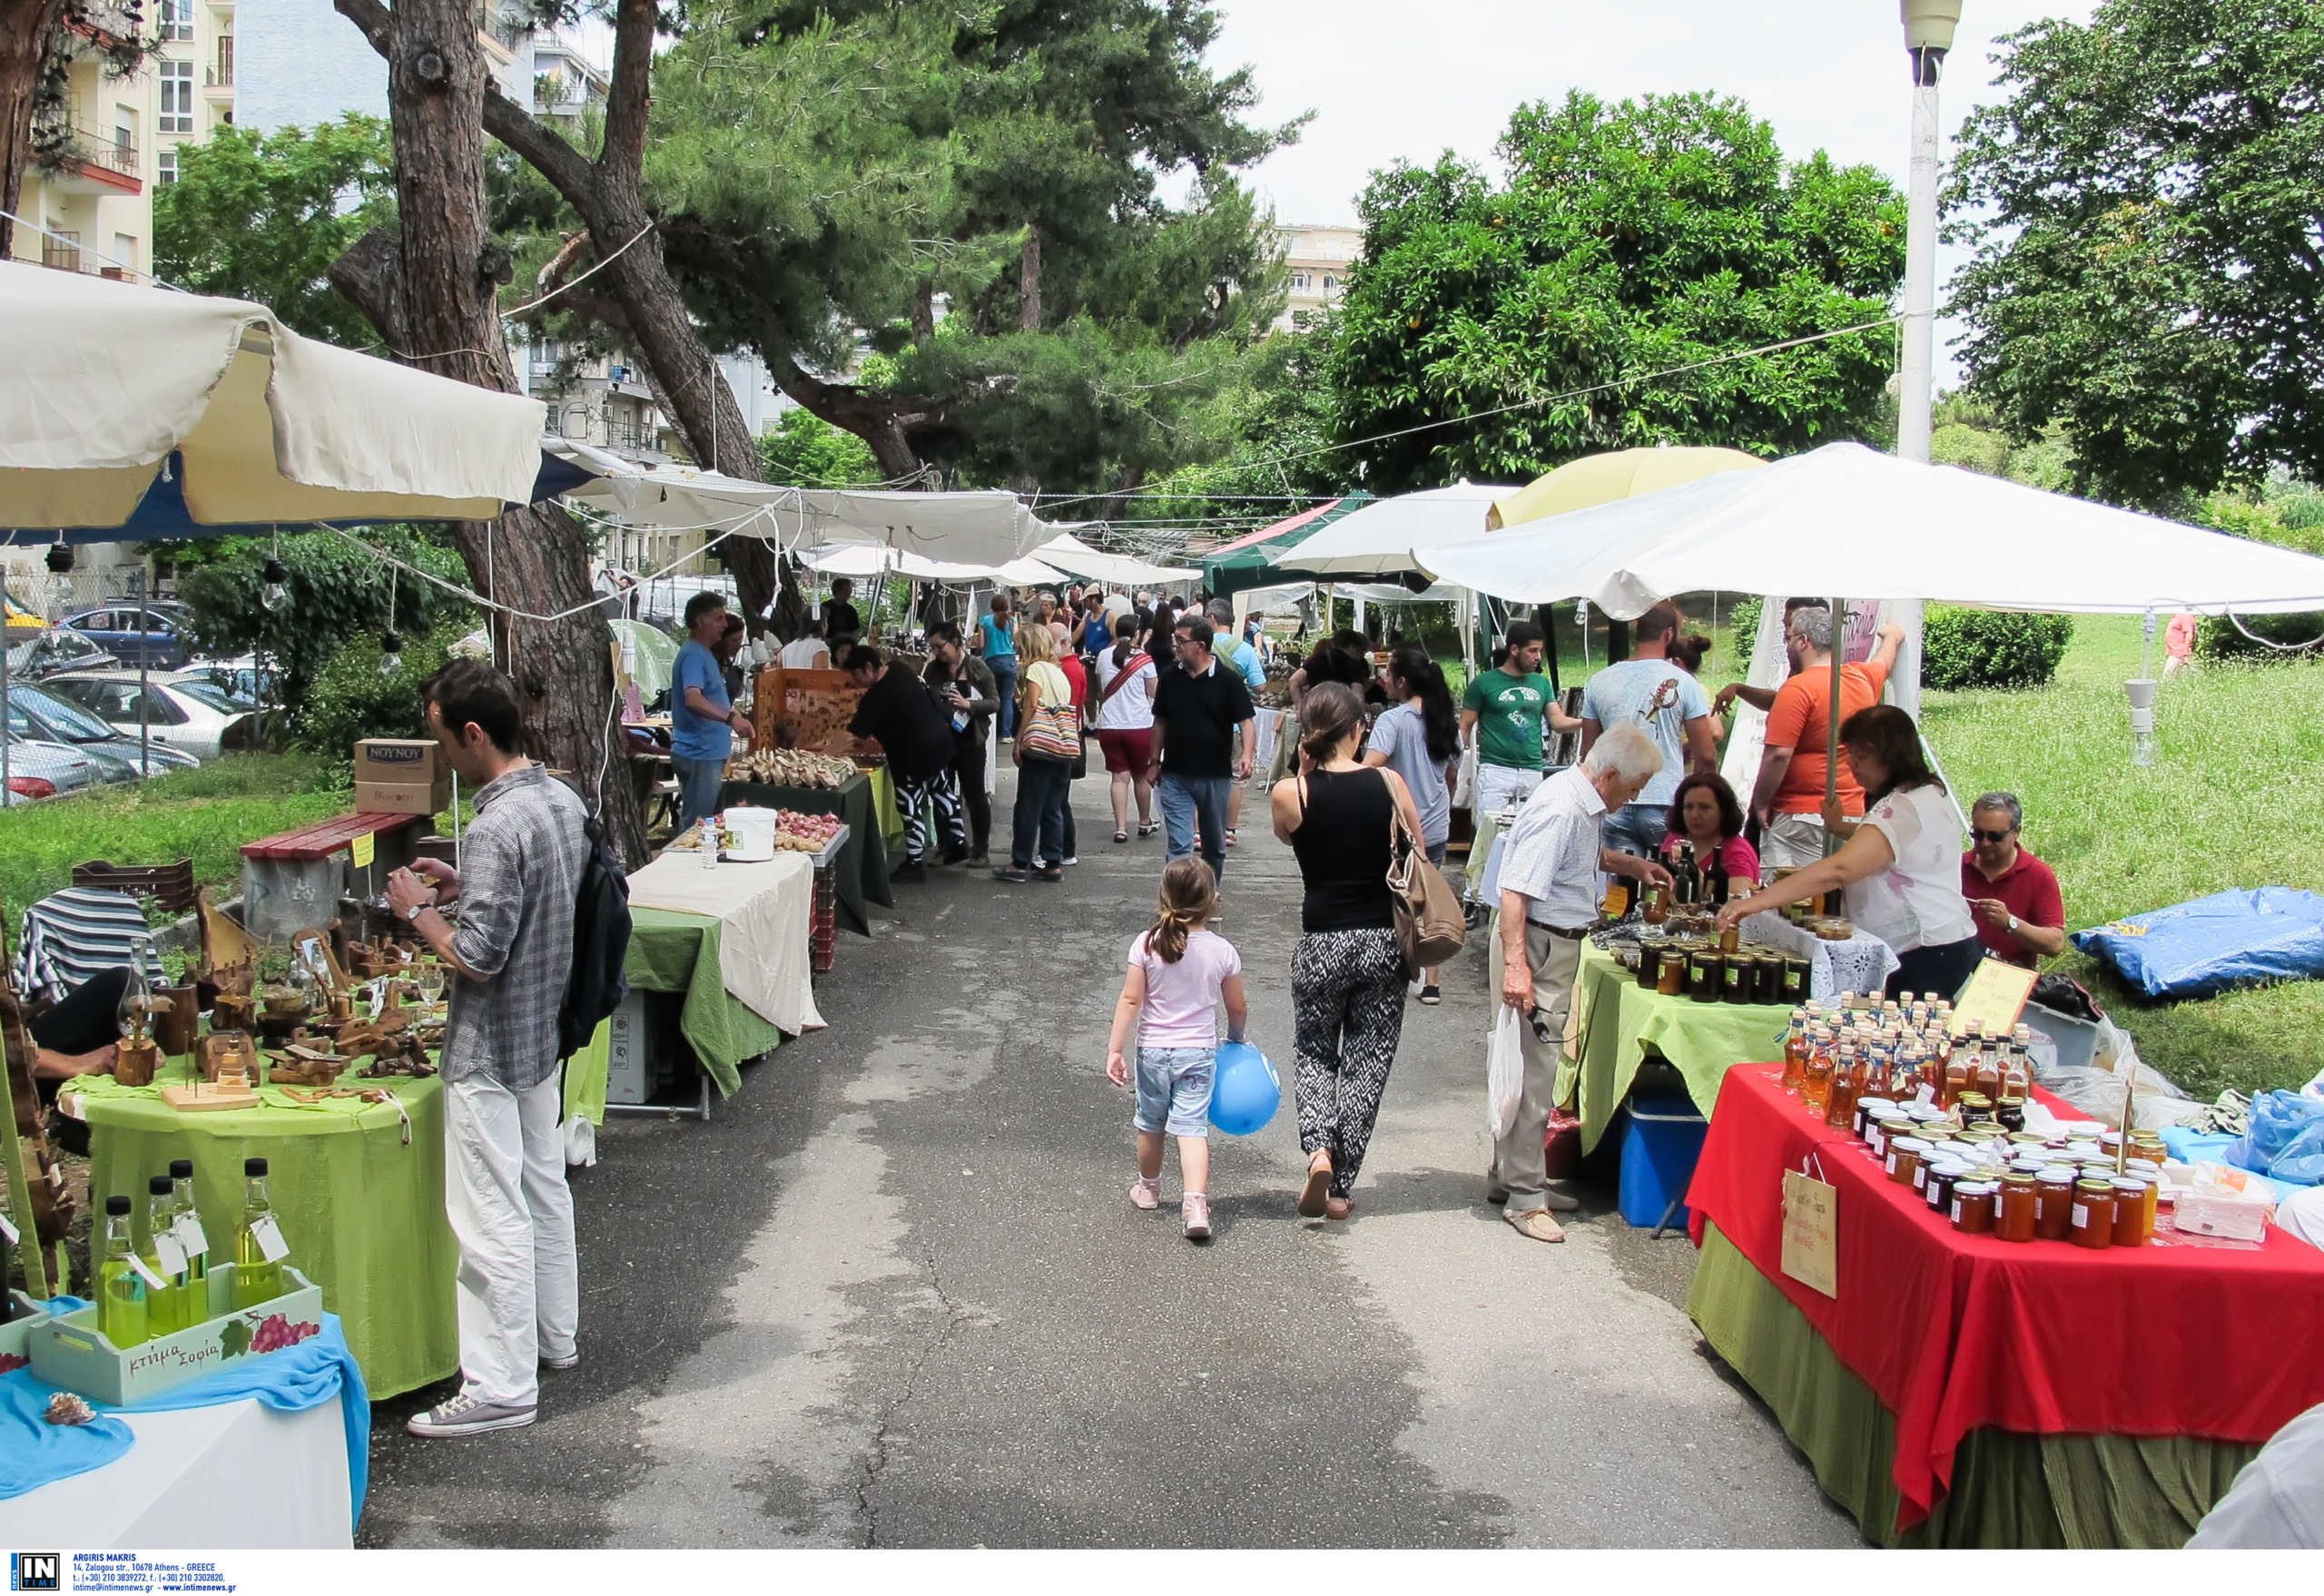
[45,541,74,575]
[261,557,290,612]
[379,628,404,676]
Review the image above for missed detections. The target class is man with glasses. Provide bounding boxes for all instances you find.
[1960,791,2066,967]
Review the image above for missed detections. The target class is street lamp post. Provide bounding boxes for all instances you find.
[1892,0,1961,718]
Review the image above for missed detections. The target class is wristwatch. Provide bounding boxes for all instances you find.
[402,901,424,923]
[2006,913,2021,934]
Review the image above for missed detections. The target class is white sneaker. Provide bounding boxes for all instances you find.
[541,1348,580,1371]
[406,1389,537,1438]
[1062,855,1078,866]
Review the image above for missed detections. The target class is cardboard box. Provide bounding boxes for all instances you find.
[355,775,452,817]
[352,738,440,786]
[28,1268,322,1405]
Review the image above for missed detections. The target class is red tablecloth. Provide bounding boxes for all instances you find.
[1686,1062,2324,1532]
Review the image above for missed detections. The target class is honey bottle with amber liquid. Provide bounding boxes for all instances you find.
[1780,1010,1809,1093]
[1802,1026,1836,1114]
[1822,1042,1861,1129]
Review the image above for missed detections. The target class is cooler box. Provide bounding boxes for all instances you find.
[1619,1089,1710,1230]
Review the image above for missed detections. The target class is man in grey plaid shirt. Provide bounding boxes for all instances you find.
[388,659,588,1438]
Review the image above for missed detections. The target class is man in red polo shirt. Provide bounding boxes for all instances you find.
[1960,791,2066,967]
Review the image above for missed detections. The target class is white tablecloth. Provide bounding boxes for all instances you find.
[1741,911,1902,1000]
[0,1398,350,1548]
[627,852,827,1036]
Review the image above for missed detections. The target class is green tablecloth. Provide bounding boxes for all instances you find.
[625,907,781,1098]
[1688,1220,2256,1547]
[74,1058,456,1400]
[1557,941,1792,1154]
[868,764,905,847]
[720,772,891,933]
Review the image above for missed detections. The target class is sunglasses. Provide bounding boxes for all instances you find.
[1971,827,2015,844]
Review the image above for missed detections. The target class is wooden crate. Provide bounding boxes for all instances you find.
[753,665,864,752]
[72,858,196,914]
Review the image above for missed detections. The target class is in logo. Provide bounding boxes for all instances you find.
[9,1554,59,1592]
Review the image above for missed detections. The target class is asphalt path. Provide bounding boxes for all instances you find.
[359,763,1859,1548]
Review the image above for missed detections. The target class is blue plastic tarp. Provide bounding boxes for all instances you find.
[2073,887,2324,1000]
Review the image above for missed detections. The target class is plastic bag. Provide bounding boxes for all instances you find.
[2233,1090,2324,1182]
[1488,1004,1524,1141]
[1452,742,1479,812]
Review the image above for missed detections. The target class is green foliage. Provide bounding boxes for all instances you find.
[1327,91,1905,491]
[1919,607,2074,691]
[295,620,465,759]
[153,117,397,347]
[1927,394,2077,491]
[175,531,472,711]
[1727,596,1763,648]
[1945,0,2324,507]
[2190,491,2324,661]
[756,411,883,488]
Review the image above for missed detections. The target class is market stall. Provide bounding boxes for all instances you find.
[719,772,891,935]
[1684,1060,2324,1546]
[1560,942,1794,1154]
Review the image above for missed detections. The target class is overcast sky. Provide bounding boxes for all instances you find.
[1205,0,2096,381]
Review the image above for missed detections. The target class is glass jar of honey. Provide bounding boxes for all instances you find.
[1887,1137,1931,1188]
[1721,956,1752,1005]
[2035,1167,2076,1239]
[1753,955,1785,1006]
[1874,1117,1913,1162]
[1656,946,1687,996]
[1924,1158,1967,1216]
[2071,1178,2116,1249]
[1996,1095,2026,1134]
[1780,956,1810,1004]
[2111,1177,2151,1247]
[2128,1134,2168,1169]
[1634,942,1661,990]
[1855,1097,1896,1145]
[1718,923,1740,955]
[1956,1091,1994,1127]
[1951,1179,1999,1235]
[1997,1173,2038,1242]
[1687,948,1724,1003]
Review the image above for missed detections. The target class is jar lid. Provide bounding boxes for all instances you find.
[1955,1179,1999,1196]
[1903,1103,1945,1122]
[2074,1177,2115,1194]
[1925,1158,1970,1175]
[2110,1176,2150,1193]
[2002,1171,2038,1187]
[1892,1137,1934,1154]
[2038,1167,2077,1184]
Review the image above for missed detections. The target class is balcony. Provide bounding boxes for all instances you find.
[41,233,82,271]
[205,66,233,91]
[44,125,140,195]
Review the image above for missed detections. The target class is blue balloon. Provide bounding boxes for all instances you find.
[1208,1041,1281,1136]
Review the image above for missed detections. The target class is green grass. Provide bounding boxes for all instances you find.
[1923,616,2324,1103]
[0,753,350,923]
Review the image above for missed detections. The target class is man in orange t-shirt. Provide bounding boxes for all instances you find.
[1749,605,1905,871]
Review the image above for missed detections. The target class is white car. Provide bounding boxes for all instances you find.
[42,671,261,761]
[2,732,106,803]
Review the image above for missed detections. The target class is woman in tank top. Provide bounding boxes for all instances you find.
[1269,681,1425,1221]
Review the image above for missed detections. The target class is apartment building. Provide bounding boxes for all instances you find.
[9,9,156,285]
[1273,222,1362,332]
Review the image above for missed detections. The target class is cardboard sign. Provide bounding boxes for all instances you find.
[1948,957,2039,1039]
[1780,1169,1839,1298]
[350,831,375,869]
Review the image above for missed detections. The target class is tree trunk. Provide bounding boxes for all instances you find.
[1019,225,1043,332]
[913,275,936,347]
[338,0,644,860]
[0,0,69,260]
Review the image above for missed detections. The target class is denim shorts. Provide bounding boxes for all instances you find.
[1134,1045,1216,1138]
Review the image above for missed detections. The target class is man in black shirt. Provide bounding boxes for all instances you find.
[822,577,863,645]
[923,621,1000,866]
[1147,616,1256,882]
[832,644,965,879]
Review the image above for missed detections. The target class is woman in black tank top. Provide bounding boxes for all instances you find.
[1269,683,1426,1222]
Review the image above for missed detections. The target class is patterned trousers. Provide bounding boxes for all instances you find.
[1291,927,1408,1199]
[895,768,969,863]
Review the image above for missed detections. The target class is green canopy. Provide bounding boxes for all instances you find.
[1198,494,1374,597]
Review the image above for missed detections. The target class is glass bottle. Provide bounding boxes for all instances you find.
[98,1194,150,1349]
[168,1157,209,1320]
[139,1175,186,1336]
[1802,1026,1836,1114]
[1780,1011,1809,1094]
[233,1157,287,1309]
[1822,1043,1860,1129]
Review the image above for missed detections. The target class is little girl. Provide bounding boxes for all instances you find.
[1107,859,1248,1241]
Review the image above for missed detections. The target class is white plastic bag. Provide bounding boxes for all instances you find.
[1488,1004,1525,1140]
[1452,741,1479,812]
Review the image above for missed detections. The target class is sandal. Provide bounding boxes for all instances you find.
[1324,1196,1353,1222]
[1137,823,1157,839]
[1297,1152,1333,1219]
[1113,830,1129,844]
[1224,829,1238,847]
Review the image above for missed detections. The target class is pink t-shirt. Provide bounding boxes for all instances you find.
[1660,832,1762,885]
[1128,927,1241,1049]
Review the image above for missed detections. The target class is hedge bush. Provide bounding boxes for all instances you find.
[1920,606,2073,691]
[294,620,462,759]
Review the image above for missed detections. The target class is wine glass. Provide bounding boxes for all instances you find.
[415,961,446,1010]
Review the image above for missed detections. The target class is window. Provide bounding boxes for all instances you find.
[112,233,137,275]
[159,0,192,41]
[159,61,193,133]
[1290,271,1311,291]
[156,150,177,185]
[1322,275,1335,292]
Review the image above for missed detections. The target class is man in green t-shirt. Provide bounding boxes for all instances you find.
[1461,621,1574,815]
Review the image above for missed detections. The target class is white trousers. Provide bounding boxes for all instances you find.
[1473,763,1543,817]
[445,1072,579,1407]
[1760,812,1858,872]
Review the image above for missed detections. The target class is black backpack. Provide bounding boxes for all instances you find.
[559,807,632,1063]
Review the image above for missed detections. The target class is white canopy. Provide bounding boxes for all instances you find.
[1275,482,1518,577]
[1030,530,1199,586]
[1423,442,2324,616]
[0,262,549,531]
[798,542,1068,586]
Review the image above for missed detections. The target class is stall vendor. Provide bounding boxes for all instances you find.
[672,592,753,829]
[1960,791,2066,967]
[1660,773,1759,888]
[1744,607,1904,871]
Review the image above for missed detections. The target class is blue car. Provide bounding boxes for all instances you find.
[60,605,191,670]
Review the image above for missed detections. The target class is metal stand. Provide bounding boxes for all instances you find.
[603,1066,713,1123]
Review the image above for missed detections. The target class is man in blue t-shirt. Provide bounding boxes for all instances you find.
[671,591,753,829]
[1578,601,1716,859]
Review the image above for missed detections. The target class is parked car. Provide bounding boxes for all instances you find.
[171,655,277,709]
[2,731,107,803]
[59,606,191,670]
[5,626,118,679]
[4,683,200,781]
[42,671,261,760]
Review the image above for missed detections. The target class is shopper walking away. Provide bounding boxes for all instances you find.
[1493,724,1671,1243]
[925,621,1000,866]
[1579,601,1716,859]
[1206,599,1268,849]
[389,661,587,1435]
[832,643,965,882]
[1093,612,1158,842]
[996,623,1077,883]
[1460,621,1572,817]
[1105,859,1248,1242]
[1052,637,1089,866]
[1271,683,1427,1221]
[671,591,753,830]
[1718,705,1983,1000]
[1150,615,1256,886]
[1364,645,1459,1003]
[980,593,1019,740]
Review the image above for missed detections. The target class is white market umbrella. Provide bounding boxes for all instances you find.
[1422,442,2324,617]
[0,262,547,531]
[1030,529,1198,586]
[1275,481,1517,578]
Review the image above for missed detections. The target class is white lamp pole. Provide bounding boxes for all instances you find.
[1892,0,1960,718]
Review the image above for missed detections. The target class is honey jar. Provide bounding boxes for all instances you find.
[1956,1091,1994,1128]
[1887,1137,1932,1189]
[2128,1134,2168,1169]
[1688,949,1725,1003]
[1635,942,1662,990]
[1753,955,1785,1006]
[1924,1159,1967,1217]
[1997,1172,2038,1242]
[2035,1167,2076,1240]
[2071,1178,2116,1249]
[1951,1178,1998,1235]
[1855,1097,1896,1145]
[1656,947,1686,996]
[1780,956,1810,1004]
[2111,1177,2152,1247]
[1718,923,1740,955]
[1873,1117,1914,1162]
[1720,956,1752,1005]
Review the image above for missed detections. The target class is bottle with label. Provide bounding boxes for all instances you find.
[1780,1010,1809,1093]
[1672,841,1698,907]
[1704,846,1729,908]
[167,1157,210,1319]
[1802,1026,1836,1114]
[98,1194,150,1349]
[141,1175,187,1336]
[232,1157,289,1308]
